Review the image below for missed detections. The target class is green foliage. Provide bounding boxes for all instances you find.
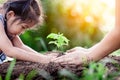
[41,0,104,48]
[82,62,107,80]
[20,0,105,51]
[25,70,38,80]
[35,37,48,51]
[59,69,79,80]
[47,33,69,51]
[0,76,2,80]
[20,30,48,52]
[1,60,38,80]
[18,74,25,80]
[39,69,53,80]
[111,50,120,56]
[0,0,5,4]
[58,63,108,80]
[5,59,16,80]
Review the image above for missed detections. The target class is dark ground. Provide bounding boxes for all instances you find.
[0,52,120,80]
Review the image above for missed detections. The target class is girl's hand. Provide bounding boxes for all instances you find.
[40,54,58,64]
[53,47,90,65]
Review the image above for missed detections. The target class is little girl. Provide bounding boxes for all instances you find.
[0,0,53,64]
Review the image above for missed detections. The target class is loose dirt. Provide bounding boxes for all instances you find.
[0,52,120,80]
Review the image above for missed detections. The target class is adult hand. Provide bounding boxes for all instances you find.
[39,54,57,64]
[66,47,88,54]
[53,47,90,65]
[46,53,58,58]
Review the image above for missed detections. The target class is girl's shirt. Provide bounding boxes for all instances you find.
[0,14,7,64]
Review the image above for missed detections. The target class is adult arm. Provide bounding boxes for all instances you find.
[53,0,120,64]
[88,0,120,61]
[88,27,120,61]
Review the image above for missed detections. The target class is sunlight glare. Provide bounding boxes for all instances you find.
[65,0,115,32]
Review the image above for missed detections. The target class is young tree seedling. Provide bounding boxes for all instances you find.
[47,33,69,51]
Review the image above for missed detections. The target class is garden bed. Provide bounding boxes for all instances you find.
[0,52,120,80]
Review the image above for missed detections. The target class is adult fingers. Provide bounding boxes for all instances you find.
[52,56,71,63]
[66,48,77,53]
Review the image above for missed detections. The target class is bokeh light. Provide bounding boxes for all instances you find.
[41,0,115,49]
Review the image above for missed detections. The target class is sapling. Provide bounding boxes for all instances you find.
[47,33,69,51]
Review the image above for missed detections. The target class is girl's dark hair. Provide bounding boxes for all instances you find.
[3,0,43,24]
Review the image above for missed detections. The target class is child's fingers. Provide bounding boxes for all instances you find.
[52,56,72,64]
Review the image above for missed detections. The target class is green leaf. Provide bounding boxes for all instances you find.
[5,59,16,80]
[18,74,25,80]
[25,70,38,80]
[0,76,2,80]
[47,33,59,39]
[47,33,69,50]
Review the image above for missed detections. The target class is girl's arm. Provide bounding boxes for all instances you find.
[12,36,39,54]
[0,22,50,63]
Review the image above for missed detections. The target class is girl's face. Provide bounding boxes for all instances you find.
[6,11,36,38]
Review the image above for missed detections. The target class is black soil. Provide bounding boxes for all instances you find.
[0,52,120,80]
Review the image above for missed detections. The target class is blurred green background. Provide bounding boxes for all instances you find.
[0,0,115,52]
[20,0,115,52]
